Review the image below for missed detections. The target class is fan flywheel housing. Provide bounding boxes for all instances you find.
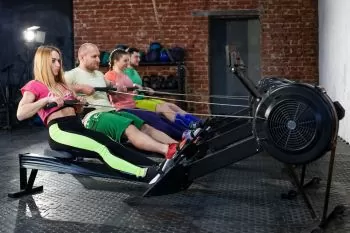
[253,83,338,164]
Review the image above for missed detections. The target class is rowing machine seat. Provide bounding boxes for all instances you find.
[43,149,75,159]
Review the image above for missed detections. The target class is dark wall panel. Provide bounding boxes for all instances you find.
[0,0,74,86]
[0,0,73,128]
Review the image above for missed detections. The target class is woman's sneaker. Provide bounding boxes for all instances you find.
[144,165,160,183]
[148,159,175,184]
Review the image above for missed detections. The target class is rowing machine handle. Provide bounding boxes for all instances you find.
[128,86,139,91]
[43,100,81,109]
[94,86,138,92]
[225,45,261,99]
[64,99,81,106]
[44,102,58,109]
[94,87,117,92]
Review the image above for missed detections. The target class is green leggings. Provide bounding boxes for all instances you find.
[48,116,153,178]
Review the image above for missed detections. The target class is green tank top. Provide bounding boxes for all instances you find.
[124,67,144,100]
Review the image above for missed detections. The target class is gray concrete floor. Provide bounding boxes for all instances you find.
[1,126,350,233]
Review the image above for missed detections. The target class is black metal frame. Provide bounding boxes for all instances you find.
[205,108,251,133]
[7,108,345,233]
[282,139,346,232]
[8,117,341,232]
[8,118,258,199]
[8,153,147,198]
[204,118,251,151]
[227,48,345,232]
[143,122,259,197]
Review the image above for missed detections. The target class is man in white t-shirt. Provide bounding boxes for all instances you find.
[64,43,178,159]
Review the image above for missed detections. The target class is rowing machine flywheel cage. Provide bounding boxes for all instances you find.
[256,77,293,95]
[253,78,340,165]
[250,77,293,114]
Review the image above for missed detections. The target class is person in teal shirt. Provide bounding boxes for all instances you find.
[124,64,142,86]
[124,63,144,101]
[124,47,201,128]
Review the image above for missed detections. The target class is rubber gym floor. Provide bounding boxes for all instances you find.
[1,125,350,233]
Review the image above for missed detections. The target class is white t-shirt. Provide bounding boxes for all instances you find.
[64,67,114,124]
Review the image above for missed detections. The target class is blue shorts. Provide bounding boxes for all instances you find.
[120,109,186,140]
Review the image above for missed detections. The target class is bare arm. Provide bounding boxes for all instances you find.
[64,71,95,95]
[17,91,49,121]
[144,87,155,95]
[73,96,87,114]
[67,78,113,95]
[104,77,126,95]
[68,84,95,96]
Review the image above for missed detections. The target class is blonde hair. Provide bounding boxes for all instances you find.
[33,45,67,96]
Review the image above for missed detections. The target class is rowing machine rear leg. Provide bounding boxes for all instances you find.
[8,156,43,198]
[281,165,322,200]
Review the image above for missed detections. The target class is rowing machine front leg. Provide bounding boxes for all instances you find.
[8,154,43,198]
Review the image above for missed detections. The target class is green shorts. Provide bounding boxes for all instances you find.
[85,111,144,142]
[135,99,165,112]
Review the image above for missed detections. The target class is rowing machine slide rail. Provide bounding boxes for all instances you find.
[7,147,158,198]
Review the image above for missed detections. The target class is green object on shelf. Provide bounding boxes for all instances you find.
[100,51,110,67]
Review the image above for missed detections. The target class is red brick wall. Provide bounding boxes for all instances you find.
[73,0,318,113]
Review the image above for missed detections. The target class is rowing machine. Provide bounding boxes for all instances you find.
[142,47,346,233]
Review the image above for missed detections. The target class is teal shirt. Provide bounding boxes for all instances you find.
[124,67,142,85]
[124,67,144,100]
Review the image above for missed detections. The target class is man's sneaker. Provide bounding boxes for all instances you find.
[166,143,178,159]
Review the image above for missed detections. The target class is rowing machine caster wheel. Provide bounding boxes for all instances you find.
[332,204,347,216]
[281,190,297,200]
